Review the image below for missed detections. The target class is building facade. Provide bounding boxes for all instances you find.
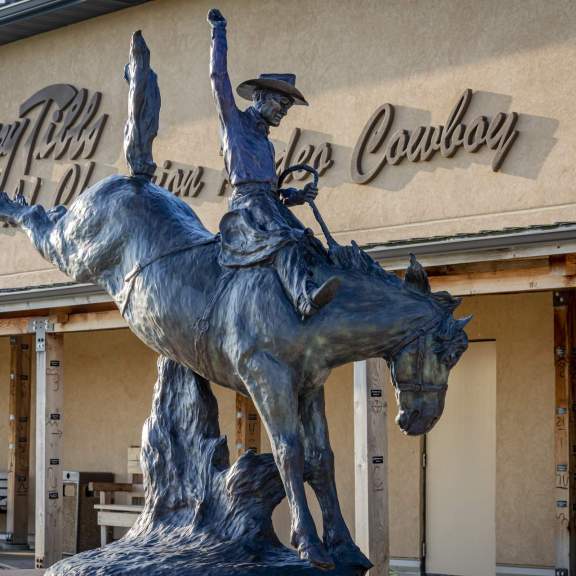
[0,1,574,575]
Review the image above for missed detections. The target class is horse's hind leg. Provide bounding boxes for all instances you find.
[300,387,372,570]
[0,192,60,260]
[238,351,334,570]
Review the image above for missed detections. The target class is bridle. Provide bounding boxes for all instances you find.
[385,314,449,394]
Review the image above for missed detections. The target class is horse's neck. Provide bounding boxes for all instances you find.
[314,272,437,367]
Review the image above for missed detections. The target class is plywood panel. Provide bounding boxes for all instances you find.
[427,342,496,576]
[458,293,555,567]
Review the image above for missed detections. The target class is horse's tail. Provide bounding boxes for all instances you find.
[123,30,161,180]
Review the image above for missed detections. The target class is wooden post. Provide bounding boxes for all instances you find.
[554,290,576,576]
[354,359,389,574]
[6,335,32,546]
[235,394,261,458]
[33,320,64,570]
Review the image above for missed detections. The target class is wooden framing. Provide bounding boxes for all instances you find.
[0,309,126,336]
[553,290,576,575]
[235,394,261,457]
[384,254,576,297]
[354,359,389,575]
[34,327,64,569]
[6,334,32,546]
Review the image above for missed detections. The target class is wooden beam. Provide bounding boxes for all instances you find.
[6,335,32,546]
[553,290,576,576]
[427,258,574,296]
[34,326,64,569]
[354,359,389,574]
[235,394,261,458]
[0,309,126,337]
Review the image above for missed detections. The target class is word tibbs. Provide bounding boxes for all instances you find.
[351,89,519,184]
[0,84,108,202]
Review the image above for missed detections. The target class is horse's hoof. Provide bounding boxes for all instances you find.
[328,541,373,570]
[298,542,335,571]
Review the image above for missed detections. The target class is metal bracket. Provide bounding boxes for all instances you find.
[28,319,54,352]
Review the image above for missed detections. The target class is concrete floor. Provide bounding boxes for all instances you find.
[0,572,43,575]
[0,551,35,570]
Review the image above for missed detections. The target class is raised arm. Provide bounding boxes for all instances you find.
[207,9,237,121]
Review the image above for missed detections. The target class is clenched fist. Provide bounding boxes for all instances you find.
[207,8,226,27]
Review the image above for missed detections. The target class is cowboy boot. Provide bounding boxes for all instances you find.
[298,276,341,317]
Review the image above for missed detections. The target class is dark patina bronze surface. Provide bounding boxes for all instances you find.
[0,22,470,576]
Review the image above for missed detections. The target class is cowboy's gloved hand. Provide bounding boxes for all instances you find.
[281,184,319,207]
[302,182,318,203]
[207,8,227,27]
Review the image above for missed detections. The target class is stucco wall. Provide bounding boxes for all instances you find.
[460,292,555,567]
[0,0,574,288]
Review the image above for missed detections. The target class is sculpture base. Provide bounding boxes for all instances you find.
[47,540,366,575]
[46,358,369,576]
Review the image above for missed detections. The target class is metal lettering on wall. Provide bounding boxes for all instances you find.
[0,84,108,206]
[0,85,521,208]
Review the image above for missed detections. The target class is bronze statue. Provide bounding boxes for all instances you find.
[0,24,470,576]
[208,8,340,318]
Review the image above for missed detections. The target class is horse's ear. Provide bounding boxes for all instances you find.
[457,314,473,329]
[433,292,462,312]
[405,253,430,294]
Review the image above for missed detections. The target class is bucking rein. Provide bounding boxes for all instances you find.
[119,164,331,322]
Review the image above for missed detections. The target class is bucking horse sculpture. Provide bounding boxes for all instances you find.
[0,29,470,576]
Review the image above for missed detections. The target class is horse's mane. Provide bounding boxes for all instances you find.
[328,242,461,315]
[328,242,469,360]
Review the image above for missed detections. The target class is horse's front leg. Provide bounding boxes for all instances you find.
[300,387,372,570]
[239,351,334,570]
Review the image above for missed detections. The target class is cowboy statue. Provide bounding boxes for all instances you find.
[208,8,340,318]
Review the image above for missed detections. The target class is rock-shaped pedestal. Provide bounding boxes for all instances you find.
[47,357,367,576]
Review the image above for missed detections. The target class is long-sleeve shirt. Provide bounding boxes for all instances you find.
[210,25,278,188]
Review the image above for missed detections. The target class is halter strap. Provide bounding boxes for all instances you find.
[386,314,443,360]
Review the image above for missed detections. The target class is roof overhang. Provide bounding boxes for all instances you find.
[366,223,576,270]
[2,223,576,313]
[0,0,151,45]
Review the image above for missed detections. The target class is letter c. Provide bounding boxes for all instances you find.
[350,103,394,185]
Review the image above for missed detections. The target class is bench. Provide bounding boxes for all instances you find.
[91,447,144,546]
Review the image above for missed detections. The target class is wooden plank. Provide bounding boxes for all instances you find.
[553,290,576,575]
[94,504,144,512]
[127,446,142,475]
[354,359,389,575]
[235,394,261,458]
[0,310,126,337]
[6,335,32,545]
[35,330,64,570]
[428,259,576,296]
[88,482,134,493]
[97,511,140,528]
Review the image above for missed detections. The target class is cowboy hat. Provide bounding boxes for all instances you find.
[237,73,308,105]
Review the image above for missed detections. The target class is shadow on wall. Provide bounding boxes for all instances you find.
[348,92,559,192]
[156,0,576,124]
[205,92,557,197]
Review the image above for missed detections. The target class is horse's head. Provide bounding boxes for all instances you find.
[387,255,471,436]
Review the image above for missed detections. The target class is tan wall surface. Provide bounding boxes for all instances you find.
[0,0,574,288]
[460,292,555,567]
[61,328,238,480]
